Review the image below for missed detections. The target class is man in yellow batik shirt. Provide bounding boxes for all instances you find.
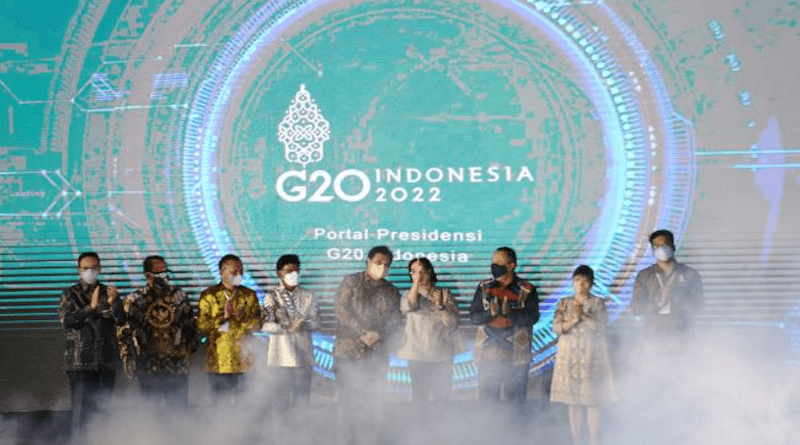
[198,254,261,401]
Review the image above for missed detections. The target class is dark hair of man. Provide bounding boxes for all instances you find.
[648,229,675,248]
[143,255,166,273]
[408,257,438,284]
[495,246,517,264]
[77,251,100,267]
[276,254,300,271]
[367,245,394,263]
[572,264,595,285]
[218,253,242,270]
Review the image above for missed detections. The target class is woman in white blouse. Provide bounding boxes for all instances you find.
[396,257,460,405]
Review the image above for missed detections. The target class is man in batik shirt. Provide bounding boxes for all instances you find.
[117,255,197,407]
[470,246,539,410]
[59,251,124,436]
[333,245,403,445]
[197,254,261,401]
[262,254,321,407]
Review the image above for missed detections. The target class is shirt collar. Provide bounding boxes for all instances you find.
[654,261,680,276]
[144,281,175,295]
[77,280,96,293]
[277,281,301,294]
[488,274,521,291]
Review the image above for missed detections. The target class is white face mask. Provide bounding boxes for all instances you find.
[654,245,674,262]
[80,269,99,285]
[230,274,243,286]
[368,263,388,280]
[282,271,299,287]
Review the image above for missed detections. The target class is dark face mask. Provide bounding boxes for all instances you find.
[150,272,169,290]
[491,263,508,279]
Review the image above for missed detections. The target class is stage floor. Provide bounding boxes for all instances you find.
[3,400,568,445]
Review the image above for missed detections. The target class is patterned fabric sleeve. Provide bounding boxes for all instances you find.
[512,283,539,327]
[124,291,147,329]
[334,274,362,336]
[108,296,125,326]
[123,291,148,351]
[197,291,221,335]
[298,290,321,331]
[588,297,608,332]
[262,290,282,333]
[552,298,568,335]
[469,284,492,325]
[382,284,403,334]
[117,291,144,377]
[174,289,198,353]
[184,293,199,353]
[231,290,261,335]
[59,287,93,329]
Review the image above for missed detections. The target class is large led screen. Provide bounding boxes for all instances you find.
[1,0,799,409]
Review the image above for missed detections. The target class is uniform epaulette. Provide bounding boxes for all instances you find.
[519,280,533,293]
[478,278,493,290]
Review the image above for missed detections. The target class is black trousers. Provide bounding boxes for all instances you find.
[335,356,386,445]
[67,368,116,435]
[137,373,189,408]
[478,361,529,407]
[408,360,452,403]
[208,372,244,401]
[272,366,314,408]
[269,367,315,445]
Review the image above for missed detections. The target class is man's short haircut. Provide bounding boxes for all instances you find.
[218,253,242,270]
[143,255,166,273]
[77,251,100,267]
[276,254,300,271]
[572,264,595,285]
[649,229,675,248]
[367,245,394,264]
[495,246,517,264]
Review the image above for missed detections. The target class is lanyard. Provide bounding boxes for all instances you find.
[654,268,678,290]
[654,268,678,313]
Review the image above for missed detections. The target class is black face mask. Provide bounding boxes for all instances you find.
[150,273,169,290]
[491,263,508,279]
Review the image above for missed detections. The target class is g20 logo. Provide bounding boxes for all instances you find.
[275,169,371,202]
[274,85,442,204]
[275,169,443,203]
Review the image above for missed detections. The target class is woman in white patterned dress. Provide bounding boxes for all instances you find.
[551,265,616,445]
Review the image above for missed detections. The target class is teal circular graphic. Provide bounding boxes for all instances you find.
[49,0,697,382]
[181,0,695,363]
